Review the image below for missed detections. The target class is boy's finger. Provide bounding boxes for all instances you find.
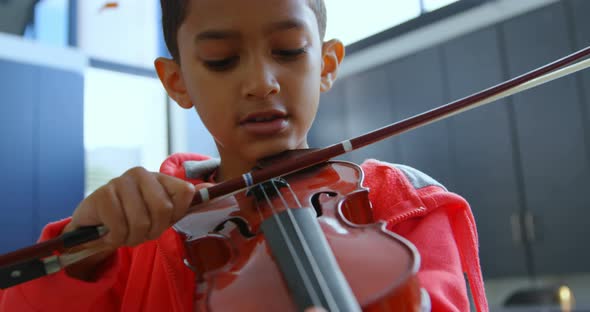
[194,182,215,190]
[155,174,197,223]
[94,184,128,247]
[131,169,175,240]
[70,184,122,246]
[115,175,152,246]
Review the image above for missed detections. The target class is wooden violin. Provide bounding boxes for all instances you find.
[175,154,421,311]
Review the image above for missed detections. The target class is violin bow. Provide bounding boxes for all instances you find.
[1,46,590,289]
[188,46,590,206]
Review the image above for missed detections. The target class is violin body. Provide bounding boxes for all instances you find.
[174,160,421,311]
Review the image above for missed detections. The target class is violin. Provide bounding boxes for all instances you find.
[1,45,590,311]
[175,153,421,311]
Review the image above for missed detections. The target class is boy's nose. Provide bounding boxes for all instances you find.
[242,61,280,100]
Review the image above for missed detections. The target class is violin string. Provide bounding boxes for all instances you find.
[255,183,324,308]
[268,180,339,311]
[254,191,266,224]
[283,181,304,209]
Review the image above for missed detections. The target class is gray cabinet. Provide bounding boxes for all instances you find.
[311,79,352,162]
[0,59,84,253]
[442,27,526,277]
[0,60,36,252]
[343,67,398,165]
[37,67,84,239]
[501,2,590,275]
[569,0,590,162]
[385,48,454,189]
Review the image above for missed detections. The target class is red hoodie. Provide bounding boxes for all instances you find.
[0,153,488,311]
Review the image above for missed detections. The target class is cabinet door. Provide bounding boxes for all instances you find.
[310,79,352,162]
[442,27,527,277]
[0,60,36,253]
[386,48,454,189]
[501,2,590,275]
[37,67,84,238]
[343,67,401,165]
[569,0,590,159]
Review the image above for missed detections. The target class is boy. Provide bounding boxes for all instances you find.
[0,0,487,311]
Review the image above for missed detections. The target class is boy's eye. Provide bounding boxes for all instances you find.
[274,48,307,60]
[203,56,238,71]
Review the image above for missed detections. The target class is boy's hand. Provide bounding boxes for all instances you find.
[68,167,197,248]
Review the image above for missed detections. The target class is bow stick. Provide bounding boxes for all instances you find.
[1,45,590,289]
[188,46,590,207]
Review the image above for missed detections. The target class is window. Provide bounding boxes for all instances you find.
[16,0,69,47]
[422,0,461,12]
[84,68,168,195]
[33,0,69,46]
[324,0,460,45]
[168,100,219,157]
[76,0,160,68]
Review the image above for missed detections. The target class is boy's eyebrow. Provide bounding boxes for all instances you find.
[264,18,307,34]
[194,18,307,43]
[195,29,240,42]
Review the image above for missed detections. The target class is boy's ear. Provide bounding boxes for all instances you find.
[154,57,193,109]
[320,39,345,92]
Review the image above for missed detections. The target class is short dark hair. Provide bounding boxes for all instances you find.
[160,0,327,61]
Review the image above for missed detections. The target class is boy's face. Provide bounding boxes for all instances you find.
[157,0,343,170]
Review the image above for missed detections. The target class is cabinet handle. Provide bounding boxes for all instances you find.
[510,213,522,244]
[524,211,536,242]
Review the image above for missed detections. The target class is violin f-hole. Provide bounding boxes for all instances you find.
[183,235,234,278]
[213,217,255,238]
[310,192,338,218]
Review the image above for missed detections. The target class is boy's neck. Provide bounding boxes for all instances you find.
[216,157,257,183]
[214,141,311,182]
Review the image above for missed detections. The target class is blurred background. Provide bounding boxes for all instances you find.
[1,0,588,310]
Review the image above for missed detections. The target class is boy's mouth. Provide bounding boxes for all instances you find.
[240,110,288,136]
